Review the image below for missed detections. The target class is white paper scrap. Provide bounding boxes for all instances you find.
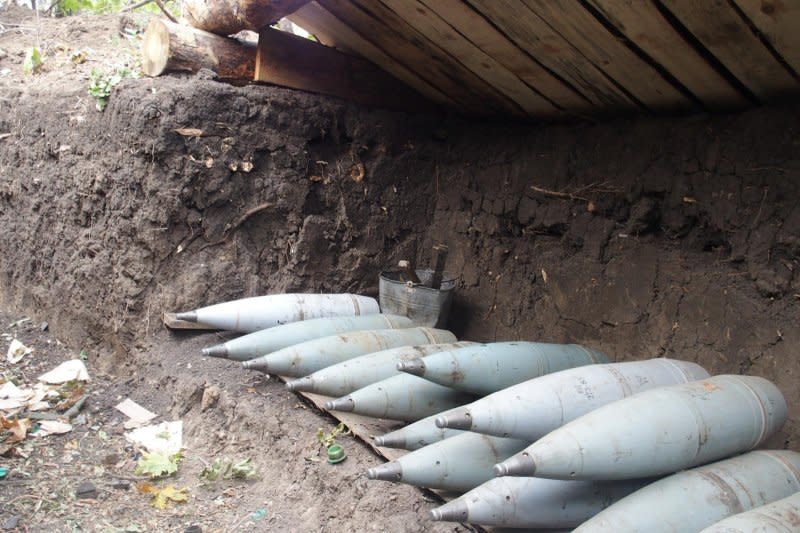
[7,339,32,364]
[37,359,90,384]
[35,420,73,437]
[115,398,158,429]
[125,421,182,455]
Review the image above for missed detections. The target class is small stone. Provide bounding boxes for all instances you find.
[111,479,131,491]
[201,385,221,412]
[40,321,49,332]
[2,516,20,530]
[75,481,98,499]
[185,525,202,533]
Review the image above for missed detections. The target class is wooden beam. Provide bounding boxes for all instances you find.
[142,19,256,80]
[418,0,593,116]
[378,0,558,118]
[522,0,694,112]
[288,2,458,108]
[254,27,435,112]
[731,0,800,75]
[586,0,749,110]
[468,0,638,113]
[660,0,800,102]
[316,0,511,115]
[183,0,310,35]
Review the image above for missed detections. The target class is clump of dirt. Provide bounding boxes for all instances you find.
[0,4,798,531]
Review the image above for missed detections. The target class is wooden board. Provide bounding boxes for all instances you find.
[317,0,515,116]
[418,0,592,117]
[254,26,436,112]
[660,0,800,102]
[379,0,558,118]
[468,0,638,113]
[586,0,749,110]
[289,1,458,108]
[522,0,693,112]
[732,0,800,75]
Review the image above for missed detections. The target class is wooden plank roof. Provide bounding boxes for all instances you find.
[288,0,799,119]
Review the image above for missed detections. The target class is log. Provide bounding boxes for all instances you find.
[142,19,256,80]
[254,26,435,112]
[183,0,310,35]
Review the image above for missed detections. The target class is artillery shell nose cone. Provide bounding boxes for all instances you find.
[373,434,402,449]
[325,397,355,412]
[494,453,536,477]
[241,359,265,371]
[435,409,471,429]
[366,461,402,482]
[201,345,228,358]
[175,311,198,322]
[430,500,469,522]
[286,377,313,392]
[396,359,425,376]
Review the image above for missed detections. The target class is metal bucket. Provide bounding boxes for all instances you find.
[379,269,456,328]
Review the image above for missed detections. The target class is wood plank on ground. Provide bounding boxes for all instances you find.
[660,0,800,102]
[417,0,589,116]
[379,0,550,118]
[316,0,505,115]
[523,0,694,112]
[732,0,800,75]
[288,1,458,108]
[254,26,436,112]
[468,0,637,113]
[586,0,749,110]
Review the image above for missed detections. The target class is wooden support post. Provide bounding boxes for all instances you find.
[183,0,311,35]
[142,19,256,80]
[254,27,435,112]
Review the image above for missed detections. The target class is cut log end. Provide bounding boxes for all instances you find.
[142,19,170,77]
[141,18,256,81]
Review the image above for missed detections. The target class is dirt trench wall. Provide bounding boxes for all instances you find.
[0,78,798,446]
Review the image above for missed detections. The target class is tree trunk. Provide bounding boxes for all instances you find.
[142,19,256,80]
[182,0,310,35]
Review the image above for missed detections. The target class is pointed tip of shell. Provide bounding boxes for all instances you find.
[366,461,402,482]
[175,311,198,322]
[372,433,405,449]
[494,452,536,477]
[201,345,228,358]
[241,359,267,372]
[435,408,471,430]
[286,377,313,392]
[430,500,469,522]
[325,396,355,412]
[396,358,425,376]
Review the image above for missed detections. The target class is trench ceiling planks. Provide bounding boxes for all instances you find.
[289,0,800,119]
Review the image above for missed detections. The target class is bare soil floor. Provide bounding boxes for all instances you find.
[1,4,798,533]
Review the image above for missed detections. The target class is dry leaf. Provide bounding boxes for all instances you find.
[174,128,203,138]
[1,416,32,444]
[350,163,365,183]
[137,482,188,509]
[35,420,73,437]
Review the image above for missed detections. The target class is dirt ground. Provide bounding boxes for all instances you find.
[0,3,799,532]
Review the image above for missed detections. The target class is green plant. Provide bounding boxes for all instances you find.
[88,66,138,111]
[316,422,350,449]
[23,47,43,75]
